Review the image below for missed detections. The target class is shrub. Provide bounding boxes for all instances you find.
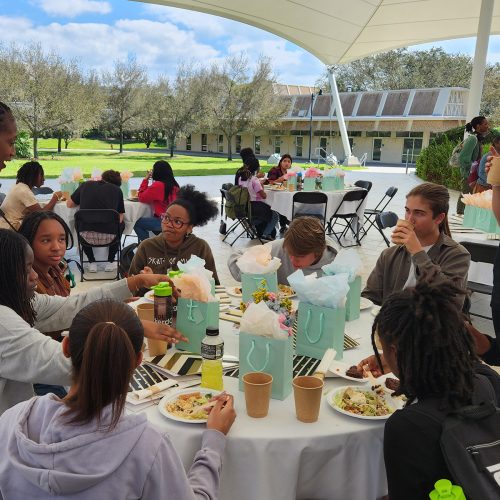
[15,131,32,159]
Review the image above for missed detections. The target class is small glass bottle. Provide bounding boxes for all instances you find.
[151,282,174,327]
[200,325,224,391]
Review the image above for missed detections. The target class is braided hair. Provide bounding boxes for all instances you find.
[0,102,14,133]
[16,161,44,188]
[372,280,476,409]
[19,211,74,250]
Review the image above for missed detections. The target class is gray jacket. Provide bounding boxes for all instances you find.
[228,238,338,285]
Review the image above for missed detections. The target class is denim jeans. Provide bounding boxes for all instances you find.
[134,216,161,242]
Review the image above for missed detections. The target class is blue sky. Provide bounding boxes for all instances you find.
[1,0,499,85]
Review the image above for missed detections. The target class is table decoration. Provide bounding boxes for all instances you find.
[120,170,133,198]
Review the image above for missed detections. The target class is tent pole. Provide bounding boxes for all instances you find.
[327,67,359,165]
[466,0,493,123]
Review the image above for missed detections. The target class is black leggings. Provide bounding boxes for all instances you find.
[487,243,500,364]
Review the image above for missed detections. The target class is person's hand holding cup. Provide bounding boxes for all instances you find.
[391,219,421,255]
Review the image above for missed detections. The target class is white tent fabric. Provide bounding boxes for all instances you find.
[135,0,500,65]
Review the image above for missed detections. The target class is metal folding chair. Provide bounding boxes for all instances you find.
[354,180,372,192]
[359,186,398,242]
[291,191,328,226]
[374,211,398,246]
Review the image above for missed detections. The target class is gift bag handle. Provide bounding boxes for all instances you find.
[246,340,271,372]
[187,299,198,322]
[304,310,324,344]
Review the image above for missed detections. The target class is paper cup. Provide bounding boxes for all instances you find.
[243,372,273,418]
[396,218,413,230]
[136,303,154,321]
[487,156,500,186]
[130,188,138,198]
[136,303,169,355]
[293,376,324,423]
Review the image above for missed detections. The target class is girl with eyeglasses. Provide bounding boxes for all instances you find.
[129,184,220,283]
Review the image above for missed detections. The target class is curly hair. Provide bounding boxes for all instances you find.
[101,170,122,187]
[169,184,218,227]
[372,280,475,409]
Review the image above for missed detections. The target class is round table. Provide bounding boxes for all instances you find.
[141,305,388,500]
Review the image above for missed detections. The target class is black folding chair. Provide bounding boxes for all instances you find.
[374,211,398,246]
[460,241,497,321]
[354,180,372,192]
[219,183,234,235]
[75,209,122,281]
[291,191,328,226]
[221,188,263,246]
[32,186,54,195]
[360,186,398,242]
[327,189,368,247]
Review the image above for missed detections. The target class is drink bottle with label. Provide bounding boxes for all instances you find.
[151,282,173,326]
[201,325,224,391]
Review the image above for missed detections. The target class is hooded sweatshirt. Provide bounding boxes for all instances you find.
[129,234,219,284]
[227,238,338,285]
[0,394,226,500]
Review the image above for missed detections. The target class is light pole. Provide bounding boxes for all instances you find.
[308,89,322,163]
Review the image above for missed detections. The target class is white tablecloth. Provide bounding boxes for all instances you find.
[264,187,368,222]
[53,200,153,243]
[141,307,388,500]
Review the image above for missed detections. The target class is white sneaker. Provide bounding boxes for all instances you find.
[104,262,115,272]
[88,262,98,273]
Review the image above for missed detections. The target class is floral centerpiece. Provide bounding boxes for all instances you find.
[58,167,82,194]
[120,170,133,198]
[303,167,322,191]
[240,280,295,336]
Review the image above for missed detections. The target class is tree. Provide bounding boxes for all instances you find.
[0,44,104,157]
[205,55,288,160]
[102,58,148,153]
[481,63,500,124]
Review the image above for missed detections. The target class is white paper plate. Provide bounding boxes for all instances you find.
[328,361,369,383]
[158,388,221,423]
[227,286,243,298]
[370,305,381,317]
[359,297,373,310]
[326,385,402,420]
[143,290,155,302]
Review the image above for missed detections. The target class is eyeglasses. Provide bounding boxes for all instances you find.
[160,214,189,229]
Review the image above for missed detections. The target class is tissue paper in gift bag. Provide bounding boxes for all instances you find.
[345,275,361,321]
[296,302,345,361]
[241,273,278,303]
[176,298,219,354]
[303,177,316,191]
[239,332,293,400]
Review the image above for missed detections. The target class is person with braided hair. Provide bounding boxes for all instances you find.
[0,101,16,172]
[373,281,500,500]
[362,182,470,310]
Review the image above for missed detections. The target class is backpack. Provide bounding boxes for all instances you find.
[468,160,480,189]
[119,242,138,279]
[224,185,251,220]
[412,374,500,500]
[449,140,466,168]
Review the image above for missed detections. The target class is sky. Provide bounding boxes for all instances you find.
[1,0,499,86]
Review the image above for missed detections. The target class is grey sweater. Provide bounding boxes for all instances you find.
[0,394,225,499]
[0,280,132,415]
[227,238,338,285]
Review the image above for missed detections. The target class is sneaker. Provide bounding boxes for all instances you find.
[261,234,275,241]
[104,262,115,272]
[88,262,98,273]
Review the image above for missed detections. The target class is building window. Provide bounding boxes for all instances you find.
[274,136,281,154]
[366,131,391,138]
[201,134,207,152]
[218,134,224,153]
[402,138,423,164]
[186,134,191,151]
[235,135,241,153]
[295,136,303,157]
[348,131,362,137]
[254,136,261,155]
[396,131,423,138]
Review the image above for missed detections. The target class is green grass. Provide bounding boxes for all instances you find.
[37,138,165,150]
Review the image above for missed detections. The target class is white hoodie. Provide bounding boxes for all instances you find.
[0,395,226,499]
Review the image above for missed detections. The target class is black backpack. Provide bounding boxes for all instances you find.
[412,374,500,500]
[119,243,138,279]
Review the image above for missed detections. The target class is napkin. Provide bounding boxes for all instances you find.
[130,379,178,400]
[287,269,350,308]
[321,248,362,283]
[178,255,214,279]
[175,255,216,302]
[236,244,281,274]
[240,301,289,339]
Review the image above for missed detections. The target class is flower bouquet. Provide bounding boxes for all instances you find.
[303,167,322,191]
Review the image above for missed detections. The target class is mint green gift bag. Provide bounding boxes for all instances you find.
[463,205,476,228]
[303,177,316,191]
[238,332,293,400]
[296,302,345,360]
[345,275,361,321]
[241,273,278,303]
[176,298,219,354]
[322,177,337,191]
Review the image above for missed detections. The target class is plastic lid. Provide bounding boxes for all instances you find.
[168,270,183,278]
[429,479,466,500]
[151,282,173,297]
[206,327,219,336]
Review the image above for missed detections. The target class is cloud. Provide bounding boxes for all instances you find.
[34,0,111,18]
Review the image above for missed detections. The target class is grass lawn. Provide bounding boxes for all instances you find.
[37,138,166,150]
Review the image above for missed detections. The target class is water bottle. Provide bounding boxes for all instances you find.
[151,282,173,326]
[201,326,224,391]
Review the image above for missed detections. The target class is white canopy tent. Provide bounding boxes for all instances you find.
[135,0,500,164]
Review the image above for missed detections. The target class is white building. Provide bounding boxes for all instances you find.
[177,85,468,164]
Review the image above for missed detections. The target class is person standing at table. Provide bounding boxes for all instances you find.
[228,216,337,284]
[362,182,470,310]
[372,281,499,500]
[134,160,180,242]
[0,298,236,499]
[266,153,293,232]
[0,161,63,230]
[67,169,125,273]
[129,184,220,283]
[456,116,490,215]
